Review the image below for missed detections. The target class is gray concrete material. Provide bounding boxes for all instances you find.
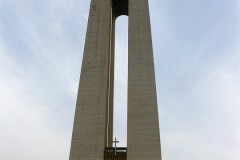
[69,0,114,159]
[127,0,162,159]
[69,0,162,159]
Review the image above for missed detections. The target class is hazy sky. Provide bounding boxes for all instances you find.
[0,0,239,160]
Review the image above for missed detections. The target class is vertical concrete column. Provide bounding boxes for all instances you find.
[69,0,113,159]
[127,0,162,159]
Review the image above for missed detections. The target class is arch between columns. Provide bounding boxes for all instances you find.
[106,0,129,148]
[112,0,128,18]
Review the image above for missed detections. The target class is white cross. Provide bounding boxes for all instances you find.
[113,137,119,156]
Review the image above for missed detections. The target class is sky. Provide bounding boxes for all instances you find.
[0,0,239,160]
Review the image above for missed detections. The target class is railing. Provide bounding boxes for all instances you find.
[105,147,127,152]
[104,147,127,160]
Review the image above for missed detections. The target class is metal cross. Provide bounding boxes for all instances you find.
[113,137,119,156]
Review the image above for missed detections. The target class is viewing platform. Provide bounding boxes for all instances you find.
[104,147,127,160]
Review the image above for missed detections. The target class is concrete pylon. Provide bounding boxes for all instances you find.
[69,0,161,160]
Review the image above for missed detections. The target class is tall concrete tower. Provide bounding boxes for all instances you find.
[69,0,162,160]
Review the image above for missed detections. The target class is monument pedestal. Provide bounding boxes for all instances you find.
[69,0,162,159]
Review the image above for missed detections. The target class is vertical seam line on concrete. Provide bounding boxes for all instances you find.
[106,0,113,147]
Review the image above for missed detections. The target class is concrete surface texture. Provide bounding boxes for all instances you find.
[69,0,162,159]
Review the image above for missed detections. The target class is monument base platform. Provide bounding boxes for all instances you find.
[104,147,127,160]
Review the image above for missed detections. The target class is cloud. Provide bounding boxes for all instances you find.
[0,0,239,159]
[0,53,70,160]
[0,1,89,159]
[162,131,240,160]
